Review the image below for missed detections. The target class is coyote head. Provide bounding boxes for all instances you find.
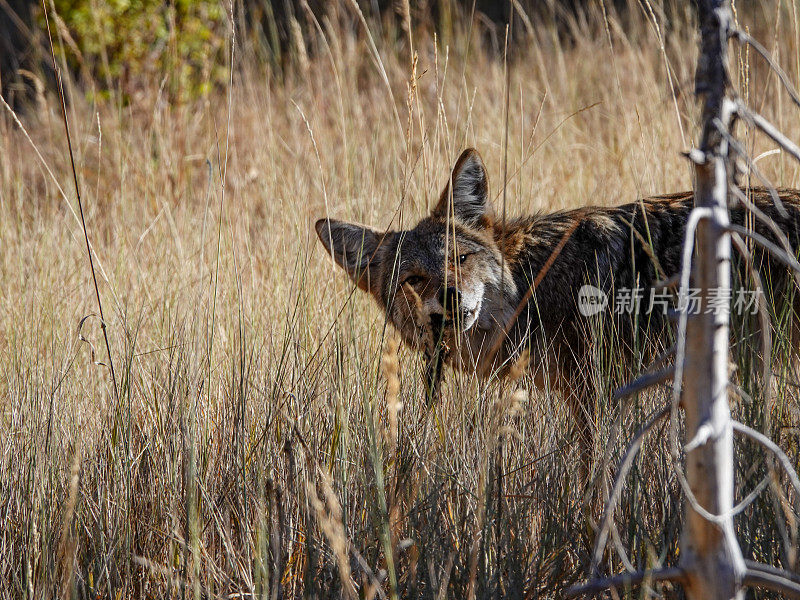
[316,149,516,357]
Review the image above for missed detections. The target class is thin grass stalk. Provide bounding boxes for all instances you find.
[39,0,118,401]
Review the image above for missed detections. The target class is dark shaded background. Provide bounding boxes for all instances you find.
[1,0,691,109]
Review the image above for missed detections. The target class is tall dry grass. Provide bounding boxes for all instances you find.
[2,1,800,598]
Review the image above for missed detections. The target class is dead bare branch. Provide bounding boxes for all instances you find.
[720,126,789,217]
[726,224,800,277]
[590,405,670,576]
[611,367,674,402]
[678,3,747,595]
[743,564,800,598]
[729,186,796,276]
[732,421,800,499]
[567,566,686,598]
[729,232,773,401]
[730,29,800,110]
[736,102,800,164]
[744,560,800,584]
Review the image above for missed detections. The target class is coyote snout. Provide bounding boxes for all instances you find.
[410,264,484,333]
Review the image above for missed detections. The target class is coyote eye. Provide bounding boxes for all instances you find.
[455,253,470,266]
[402,275,423,287]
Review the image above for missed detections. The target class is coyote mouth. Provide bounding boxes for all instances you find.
[427,313,450,330]
[461,299,481,332]
[426,305,480,335]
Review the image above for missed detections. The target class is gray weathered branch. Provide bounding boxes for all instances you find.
[680,2,746,597]
[611,367,674,402]
[589,405,670,576]
[730,29,800,110]
[743,562,800,598]
[566,567,686,598]
[732,421,800,498]
[736,102,800,163]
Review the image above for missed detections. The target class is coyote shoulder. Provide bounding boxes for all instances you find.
[316,148,800,434]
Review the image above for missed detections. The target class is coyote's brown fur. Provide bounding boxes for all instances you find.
[316,148,800,454]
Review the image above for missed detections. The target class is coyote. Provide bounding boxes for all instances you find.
[316,148,800,449]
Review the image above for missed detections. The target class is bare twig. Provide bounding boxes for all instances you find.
[731,29,800,110]
[728,185,795,273]
[726,224,800,277]
[729,232,773,406]
[721,125,788,217]
[730,475,771,517]
[349,545,389,600]
[611,366,674,402]
[736,102,800,164]
[668,207,724,522]
[743,564,800,598]
[581,6,800,600]
[732,421,800,498]
[590,405,670,576]
[744,560,800,584]
[567,567,686,598]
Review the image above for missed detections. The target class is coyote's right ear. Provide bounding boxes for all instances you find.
[433,148,493,227]
[315,218,387,292]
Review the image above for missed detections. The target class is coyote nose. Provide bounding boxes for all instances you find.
[439,286,461,312]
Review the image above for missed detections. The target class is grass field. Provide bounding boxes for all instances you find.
[2,1,800,598]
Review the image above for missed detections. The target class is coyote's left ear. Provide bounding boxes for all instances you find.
[315,218,388,293]
[433,148,493,227]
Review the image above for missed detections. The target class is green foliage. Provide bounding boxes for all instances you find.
[50,0,229,101]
